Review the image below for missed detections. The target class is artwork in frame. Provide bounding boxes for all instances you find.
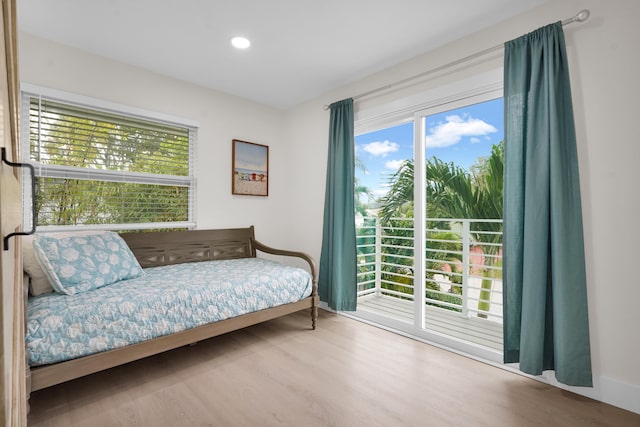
[232,139,269,196]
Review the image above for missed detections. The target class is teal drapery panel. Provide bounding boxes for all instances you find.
[319,98,357,311]
[503,22,592,387]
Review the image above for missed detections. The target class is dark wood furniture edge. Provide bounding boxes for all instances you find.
[27,226,319,392]
[252,238,319,329]
[30,298,315,391]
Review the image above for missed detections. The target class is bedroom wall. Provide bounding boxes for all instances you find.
[283,0,640,413]
[18,32,292,248]
[18,0,640,414]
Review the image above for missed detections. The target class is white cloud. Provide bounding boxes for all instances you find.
[425,115,497,148]
[373,188,389,198]
[385,159,405,170]
[360,140,399,156]
[470,137,481,144]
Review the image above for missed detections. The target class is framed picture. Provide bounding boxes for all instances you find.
[232,139,269,196]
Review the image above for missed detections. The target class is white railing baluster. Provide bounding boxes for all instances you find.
[375,217,382,296]
[461,219,470,318]
[356,217,503,322]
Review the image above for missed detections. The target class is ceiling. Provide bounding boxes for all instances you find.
[17,0,548,110]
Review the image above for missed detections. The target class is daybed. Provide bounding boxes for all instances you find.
[23,226,318,393]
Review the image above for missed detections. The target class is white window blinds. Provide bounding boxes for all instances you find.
[22,92,196,231]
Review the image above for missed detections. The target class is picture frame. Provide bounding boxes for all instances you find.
[232,139,269,196]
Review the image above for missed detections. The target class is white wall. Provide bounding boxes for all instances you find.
[19,0,640,413]
[19,33,292,248]
[284,0,640,413]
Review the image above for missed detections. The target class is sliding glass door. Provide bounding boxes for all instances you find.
[354,90,505,361]
[417,97,504,355]
[355,121,416,325]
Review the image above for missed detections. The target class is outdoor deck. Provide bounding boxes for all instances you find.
[356,293,503,352]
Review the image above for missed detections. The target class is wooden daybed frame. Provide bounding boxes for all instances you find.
[26,226,318,393]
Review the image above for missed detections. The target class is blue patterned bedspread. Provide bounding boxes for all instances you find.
[26,258,313,366]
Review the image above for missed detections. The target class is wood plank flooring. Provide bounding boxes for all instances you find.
[28,310,639,426]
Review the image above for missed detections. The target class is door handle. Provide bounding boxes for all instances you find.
[2,147,36,250]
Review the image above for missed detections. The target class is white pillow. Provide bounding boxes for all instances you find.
[33,230,145,295]
[22,235,54,296]
[24,231,120,296]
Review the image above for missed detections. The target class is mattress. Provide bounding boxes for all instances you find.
[26,257,313,366]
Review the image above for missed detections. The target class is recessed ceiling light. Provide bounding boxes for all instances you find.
[231,37,251,49]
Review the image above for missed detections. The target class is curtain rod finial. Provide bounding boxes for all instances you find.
[563,9,590,26]
[575,9,590,22]
[323,104,330,110]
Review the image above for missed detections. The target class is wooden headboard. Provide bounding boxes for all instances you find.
[120,226,257,269]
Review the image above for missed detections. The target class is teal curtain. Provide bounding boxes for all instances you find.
[503,22,592,387]
[319,98,357,311]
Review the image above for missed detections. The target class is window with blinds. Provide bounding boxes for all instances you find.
[22,92,196,231]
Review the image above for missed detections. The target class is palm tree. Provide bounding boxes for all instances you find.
[354,156,373,217]
[427,143,503,317]
[378,160,414,222]
[354,156,376,295]
[378,142,504,317]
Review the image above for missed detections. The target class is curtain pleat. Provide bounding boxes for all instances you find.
[319,98,357,311]
[503,22,592,387]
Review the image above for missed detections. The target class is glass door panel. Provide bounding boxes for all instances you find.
[352,76,506,362]
[420,97,504,351]
[354,121,415,325]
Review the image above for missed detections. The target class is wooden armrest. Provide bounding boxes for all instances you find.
[251,238,318,295]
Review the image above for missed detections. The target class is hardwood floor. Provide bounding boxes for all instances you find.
[28,310,639,427]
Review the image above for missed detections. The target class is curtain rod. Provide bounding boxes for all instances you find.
[323,9,590,110]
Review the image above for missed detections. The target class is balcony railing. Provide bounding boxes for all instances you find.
[356,217,503,323]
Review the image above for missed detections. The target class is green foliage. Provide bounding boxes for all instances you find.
[379,217,415,299]
[356,217,377,293]
[425,230,464,312]
[31,103,190,227]
[366,141,505,315]
[378,141,503,228]
[426,289,463,312]
[354,156,373,217]
[426,230,463,283]
[378,160,414,222]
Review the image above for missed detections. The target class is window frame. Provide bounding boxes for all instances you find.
[353,68,504,362]
[20,84,198,232]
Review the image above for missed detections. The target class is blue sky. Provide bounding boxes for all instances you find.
[234,140,268,173]
[355,97,503,201]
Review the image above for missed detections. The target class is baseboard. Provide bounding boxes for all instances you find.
[542,372,640,415]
